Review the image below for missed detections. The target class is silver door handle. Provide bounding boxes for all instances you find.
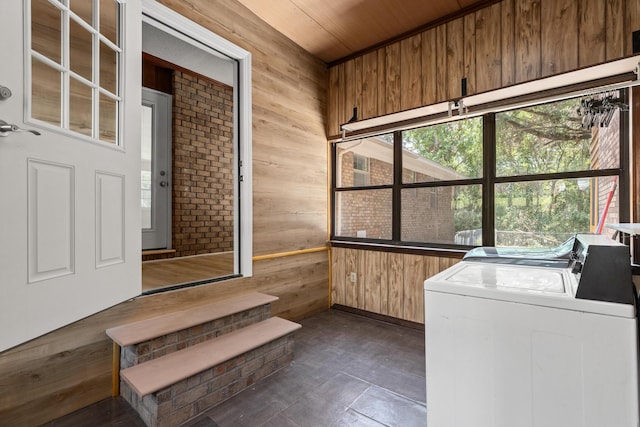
[159,181,169,187]
[0,120,41,137]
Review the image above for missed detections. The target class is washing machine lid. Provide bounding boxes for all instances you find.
[424,261,636,318]
[445,262,566,293]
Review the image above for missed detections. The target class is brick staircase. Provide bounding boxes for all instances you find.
[106,292,301,427]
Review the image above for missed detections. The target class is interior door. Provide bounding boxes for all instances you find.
[141,88,171,250]
[0,0,141,352]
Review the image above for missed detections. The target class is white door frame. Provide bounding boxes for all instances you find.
[141,0,252,277]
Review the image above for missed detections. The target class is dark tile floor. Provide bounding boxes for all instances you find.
[44,309,426,427]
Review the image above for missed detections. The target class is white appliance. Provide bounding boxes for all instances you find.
[424,234,639,427]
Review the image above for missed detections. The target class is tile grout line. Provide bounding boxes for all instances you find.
[340,371,427,407]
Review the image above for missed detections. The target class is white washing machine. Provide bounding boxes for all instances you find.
[424,234,639,427]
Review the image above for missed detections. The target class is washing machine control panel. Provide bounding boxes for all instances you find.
[571,234,635,305]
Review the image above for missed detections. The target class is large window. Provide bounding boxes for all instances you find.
[332,90,629,248]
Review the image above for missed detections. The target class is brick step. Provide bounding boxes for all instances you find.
[120,317,301,427]
[107,292,278,347]
[121,316,301,396]
[106,292,278,368]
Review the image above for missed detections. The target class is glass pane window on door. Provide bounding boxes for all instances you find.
[29,0,122,145]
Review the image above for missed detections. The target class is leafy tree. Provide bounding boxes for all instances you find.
[404,97,599,247]
[495,98,592,245]
[403,118,483,235]
[403,117,483,178]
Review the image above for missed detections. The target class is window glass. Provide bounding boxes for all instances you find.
[141,104,153,229]
[31,59,61,127]
[100,0,118,44]
[30,0,122,144]
[99,93,117,143]
[336,134,393,187]
[401,185,482,245]
[495,177,598,247]
[402,117,483,181]
[100,42,118,94]
[353,154,370,186]
[31,0,61,64]
[69,18,93,81]
[496,96,620,177]
[69,0,93,24]
[332,91,626,249]
[69,78,93,137]
[335,189,392,239]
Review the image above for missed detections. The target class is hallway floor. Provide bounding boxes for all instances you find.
[44,309,426,427]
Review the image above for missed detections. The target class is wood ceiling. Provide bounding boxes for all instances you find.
[236,0,495,63]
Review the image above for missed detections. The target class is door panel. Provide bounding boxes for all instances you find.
[96,171,126,267]
[0,0,141,352]
[28,159,75,282]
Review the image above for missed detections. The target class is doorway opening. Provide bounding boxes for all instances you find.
[140,3,252,292]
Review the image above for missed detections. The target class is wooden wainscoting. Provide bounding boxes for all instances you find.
[331,247,461,323]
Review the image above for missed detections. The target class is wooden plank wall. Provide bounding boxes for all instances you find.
[331,247,460,323]
[0,0,329,425]
[327,0,640,136]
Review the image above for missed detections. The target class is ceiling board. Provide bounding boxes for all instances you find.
[236,0,493,62]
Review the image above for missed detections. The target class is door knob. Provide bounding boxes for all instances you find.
[159,181,169,187]
[0,120,41,137]
[0,86,11,100]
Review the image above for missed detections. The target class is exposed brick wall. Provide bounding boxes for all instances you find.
[121,335,294,427]
[336,149,454,241]
[118,301,295,427]
[171,71,235,257]
[590,109,621,232]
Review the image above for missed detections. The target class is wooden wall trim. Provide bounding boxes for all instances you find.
[252,246,329,261]
[330,240,466,259]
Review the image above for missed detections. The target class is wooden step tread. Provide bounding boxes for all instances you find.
[106,292,278,346]
[120,317,301,396]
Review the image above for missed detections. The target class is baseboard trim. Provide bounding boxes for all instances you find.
[331,304,424,331]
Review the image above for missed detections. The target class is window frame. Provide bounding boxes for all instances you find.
[330,89,630,251]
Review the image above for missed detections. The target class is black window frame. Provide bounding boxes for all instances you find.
[330,89,630,252]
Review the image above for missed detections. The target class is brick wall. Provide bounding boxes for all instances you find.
[121,335,294,427]
[118,303,283,426]
[172,71,234,257]
[336,150,454,242]
[590,109,621,231]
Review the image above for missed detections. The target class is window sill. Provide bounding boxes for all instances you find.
[329,240,467,258]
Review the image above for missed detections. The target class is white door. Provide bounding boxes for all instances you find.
[0,0,141,352]
[141,88,171,250]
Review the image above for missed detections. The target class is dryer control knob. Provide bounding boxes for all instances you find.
[571,261,583,274]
